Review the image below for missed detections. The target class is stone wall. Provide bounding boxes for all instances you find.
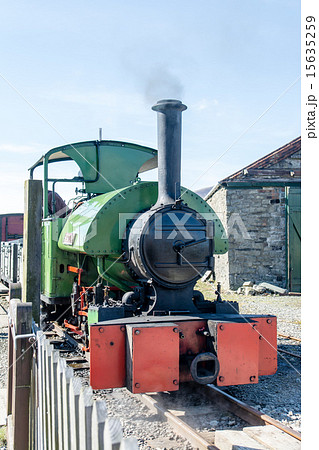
[208,185,288,291]
[226,186,287,289]
[207,187,230,290]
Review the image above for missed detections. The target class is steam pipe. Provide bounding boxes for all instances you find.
[152,99,187,208]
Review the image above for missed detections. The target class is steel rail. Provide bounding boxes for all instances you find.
[200,384,301,441]
[278,348,301,359]
[52,322,87,355]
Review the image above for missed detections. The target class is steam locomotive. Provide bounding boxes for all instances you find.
[30,99,277,393]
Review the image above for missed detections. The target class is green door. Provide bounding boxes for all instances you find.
[286,187,301,292]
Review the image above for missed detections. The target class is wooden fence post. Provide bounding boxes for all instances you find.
[9,282,22,300]
[91,401,108,449]
[39,333,48,450]
[6,302,14,418]
[79,386,93,450]
[22,179,42,323]
[103,417,123,449]
[7,299,33,450]
[44,340,53,450]
[36,331,45,450]
[50,349,59,449]
[62,365,74,450]
[29,334,38,450]
[57,358,66,449]
[69,376,82,450]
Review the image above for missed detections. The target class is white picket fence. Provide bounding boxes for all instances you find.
[34,331,138,450]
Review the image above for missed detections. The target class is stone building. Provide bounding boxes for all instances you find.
[205,136,301,292]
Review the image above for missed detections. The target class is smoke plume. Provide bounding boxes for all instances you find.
[144,66,184,104]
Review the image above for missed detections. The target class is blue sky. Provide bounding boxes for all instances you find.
[0,0,300,213]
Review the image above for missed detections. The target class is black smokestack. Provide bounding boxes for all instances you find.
[152,99,187,208]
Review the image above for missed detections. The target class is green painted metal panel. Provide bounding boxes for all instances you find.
[286,187,301,292]
[37,141,157,196]
[64,141,157,194]
[58,181,228,256]
[41,218,99,298]
[57,181,228,291]
[88,306,99,326]
[41,218,78,298]
[95,255,135,291]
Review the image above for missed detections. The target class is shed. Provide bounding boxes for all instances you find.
[205,136,301,292]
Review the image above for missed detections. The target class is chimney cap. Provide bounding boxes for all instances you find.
[152,99,187,112]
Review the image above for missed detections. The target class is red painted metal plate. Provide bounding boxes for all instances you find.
[254,316,277,375]
[90,324,126,389]
[178,320,206,355]
[127,323,179,393]
[216,322,259,386]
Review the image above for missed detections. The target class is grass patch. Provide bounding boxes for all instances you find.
[0,426,6,447]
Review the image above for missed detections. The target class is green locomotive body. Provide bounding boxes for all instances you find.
[31,137,227,321]
[28,99,276,394]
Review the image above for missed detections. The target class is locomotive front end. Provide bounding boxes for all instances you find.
[34,98,277,394]
[88,100,277,393]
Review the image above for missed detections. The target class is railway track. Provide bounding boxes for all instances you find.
[278,332,301,359]
[137,383,301,450]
